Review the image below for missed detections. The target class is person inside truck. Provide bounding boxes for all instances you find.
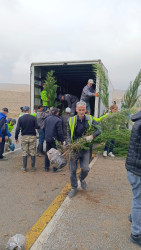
[80,79,98,113]
[40,83,49,111]
[59,94,79,116]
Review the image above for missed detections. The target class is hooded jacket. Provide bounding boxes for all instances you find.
[0,112,11,138]
[125,111,141,176]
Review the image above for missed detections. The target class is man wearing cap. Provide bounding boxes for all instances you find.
[43,108,65,172]
[60,94,79,116]
[0,108,11,160]
[61,107,71,141]
[15,106,40,172]
[80,79,98,113]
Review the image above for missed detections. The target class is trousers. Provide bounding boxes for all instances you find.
[69,149,90,189]
[127,170,141,235]
[0,138,5,158]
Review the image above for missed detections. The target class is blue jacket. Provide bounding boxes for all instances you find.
[43,115,64,143]
[0,112,11,138]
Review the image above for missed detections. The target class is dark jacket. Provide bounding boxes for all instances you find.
[36,111,50,129]
[61,113,70,139]
[67,114,101,143]
[126,111,141,176]
[15,114,39,140]
[64,94,79,108]
[80,85,94,102]
[43,115,64,143]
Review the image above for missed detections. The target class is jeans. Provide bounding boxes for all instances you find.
[127,171,141,235]
[0,138,5,158]
[104,140,115,153]
[45,141,56,170]
[38,129,45,144]
[43,106,48,111]
[80,100,91,113]
[69,149,90,189]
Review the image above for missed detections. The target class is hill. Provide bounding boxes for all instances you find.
[0,84,30,118]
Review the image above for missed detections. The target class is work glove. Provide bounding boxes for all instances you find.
[94,92,99,97]
[85,135,94,142]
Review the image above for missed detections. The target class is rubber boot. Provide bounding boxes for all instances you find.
[37,144,44,156]
[22,156,27,172]
[31,156,36,170]
[37,144,40,154]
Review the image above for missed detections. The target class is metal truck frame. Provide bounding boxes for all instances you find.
[30,60,113,117]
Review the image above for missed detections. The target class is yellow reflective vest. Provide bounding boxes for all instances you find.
[69,115,94,142]
[40,90,48,107]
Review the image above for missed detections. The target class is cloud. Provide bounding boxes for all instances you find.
[0,0,141,90]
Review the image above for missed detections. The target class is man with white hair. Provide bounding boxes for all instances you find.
[80,79,98,113]
[67,101,101,198]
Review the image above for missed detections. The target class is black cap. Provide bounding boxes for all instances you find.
[37,104,43,109]
[51,108,60,115]
[2,108,8,112]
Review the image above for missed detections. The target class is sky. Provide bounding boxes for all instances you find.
[0,0,141,90]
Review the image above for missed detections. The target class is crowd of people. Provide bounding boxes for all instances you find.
[1,78,141,246]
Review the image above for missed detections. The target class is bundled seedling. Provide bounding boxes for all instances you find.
[44,70,58,108]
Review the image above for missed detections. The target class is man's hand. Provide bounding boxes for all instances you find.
[5,136,8,141]
[62,141,66,146]
[0,137,2,143]
[94,92,99,97]
[15,139,19,144]
[85,135,94,142]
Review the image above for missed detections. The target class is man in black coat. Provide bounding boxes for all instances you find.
[125,111,141,247]
[15,106,40,172]
[43,108,65,172]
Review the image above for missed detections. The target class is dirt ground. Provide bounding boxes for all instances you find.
[38,155,138,250]
[0,150,136,249]
[0,150,69,249]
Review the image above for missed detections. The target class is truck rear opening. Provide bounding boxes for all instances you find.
[30,60,111,116]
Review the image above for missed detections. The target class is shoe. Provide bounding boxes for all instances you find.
[130,234,141,247]
[0,156,8,161]
[108,152,115,157]
[80,180,87,190]
[128,214,132,222]
[103,151,107,157]
[45,168,50,172]
[31,168,36,172]
[68,188,78,198]
[52,167,62,173]
[21,167,27,173]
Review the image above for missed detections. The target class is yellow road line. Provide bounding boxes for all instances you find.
[26,152,96,249]
[26,182,71,249]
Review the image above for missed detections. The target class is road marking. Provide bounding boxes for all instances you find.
[26,153,98,249]
[4,148,21,155]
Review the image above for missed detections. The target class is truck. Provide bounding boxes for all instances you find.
[30,59,114,117]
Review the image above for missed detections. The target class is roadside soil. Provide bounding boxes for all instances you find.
[0,151,135,250]
[39,155,138,250]
[0,151,69,249]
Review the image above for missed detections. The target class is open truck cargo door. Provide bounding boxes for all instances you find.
[30,60,113,117]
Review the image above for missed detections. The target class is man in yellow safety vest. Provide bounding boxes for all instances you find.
[67,101,101,198]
